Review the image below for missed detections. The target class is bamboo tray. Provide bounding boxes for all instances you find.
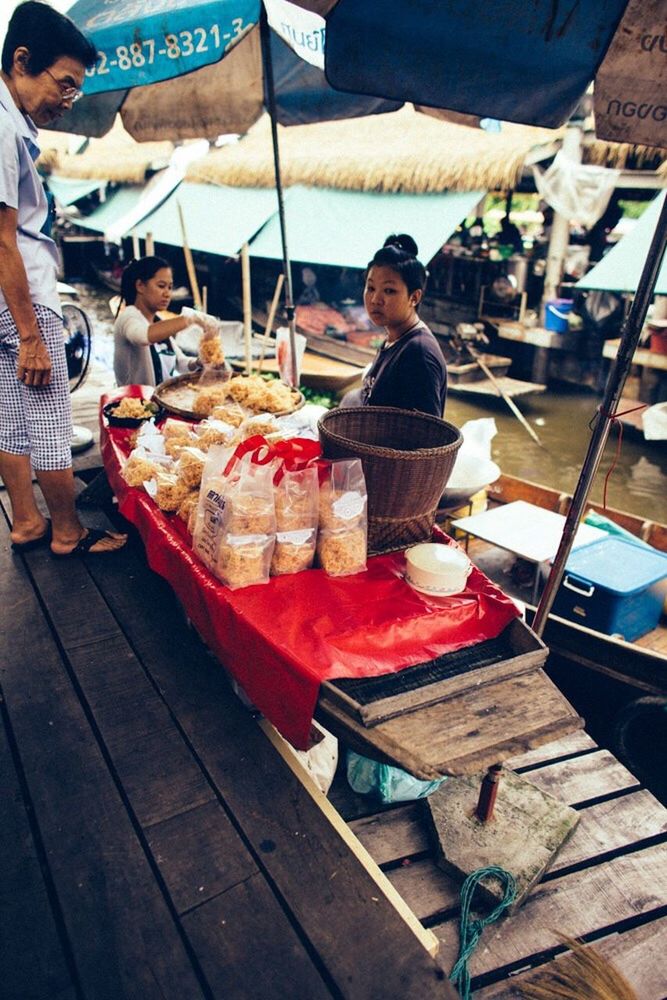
[152,371,305,421]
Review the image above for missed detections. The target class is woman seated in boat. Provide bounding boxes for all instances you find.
[113,256,215,387]
[359,234,447,417]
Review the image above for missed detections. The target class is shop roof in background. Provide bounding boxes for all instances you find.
[38,120,174,183]
[576,191,667,294]
[71,187,146,235]
[248,185,483,268]
[46,177,108,207]
[131,182,280,257]
[188,107,559,194]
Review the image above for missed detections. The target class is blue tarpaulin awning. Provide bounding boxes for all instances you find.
[131,182,280,256]
[576,192,667,295]
[46,176,107,207]
[248,186,484,269]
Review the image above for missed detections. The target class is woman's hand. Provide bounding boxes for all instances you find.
[17,335,52,386]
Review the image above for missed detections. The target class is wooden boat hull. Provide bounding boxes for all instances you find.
[443,473,667,693]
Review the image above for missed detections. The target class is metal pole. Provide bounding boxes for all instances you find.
[259,7,299,388]
[533,194,667,637]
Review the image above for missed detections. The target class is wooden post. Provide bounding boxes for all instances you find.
[176,200,202,311]
[475,763,503,823]
[258,273,284,374]
[145,231,155,257]
[202,286,208,314]
[131,233,140,260]
[241,243,252,376]
[542,125,582,309]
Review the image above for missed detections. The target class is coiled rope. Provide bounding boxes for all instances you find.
[449,866,517,1000]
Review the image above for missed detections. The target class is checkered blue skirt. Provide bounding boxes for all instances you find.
[0,305,72,471]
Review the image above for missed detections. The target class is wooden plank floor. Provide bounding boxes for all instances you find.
[3,375,665,997]
[330,730,667,998]
[0,481,453,999]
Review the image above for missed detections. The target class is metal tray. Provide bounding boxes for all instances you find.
[152,371,305,421]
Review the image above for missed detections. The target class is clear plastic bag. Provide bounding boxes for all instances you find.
[318,459,368,531]
[346,751,446,804]
[317,526,367,577]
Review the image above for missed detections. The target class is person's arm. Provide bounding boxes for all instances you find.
[0,203,52,387]
[145,315,192,344]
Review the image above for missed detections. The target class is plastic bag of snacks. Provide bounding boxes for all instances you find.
[194,417,238,450]
[176,446,207,489]
[317,459,368,577]
[146,469,191,512]
[271,467,319,576]
[122,446,172,488]
[192,440,277,589]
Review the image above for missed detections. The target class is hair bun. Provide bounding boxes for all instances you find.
[383,233,419,257]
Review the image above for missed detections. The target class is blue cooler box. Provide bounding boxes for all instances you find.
[552,537,667,641]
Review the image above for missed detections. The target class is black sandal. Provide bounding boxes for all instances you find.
[11,519,52,553]
[50,527,127,559]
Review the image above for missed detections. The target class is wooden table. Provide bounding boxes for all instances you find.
[452,500,608,603]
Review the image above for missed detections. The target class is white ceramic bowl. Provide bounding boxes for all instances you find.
[405,543,472,596]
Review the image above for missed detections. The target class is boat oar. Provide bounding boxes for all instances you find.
[258,273,284,375]
[465,343,544,447]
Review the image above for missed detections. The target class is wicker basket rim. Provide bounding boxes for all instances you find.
[318,407,462,461]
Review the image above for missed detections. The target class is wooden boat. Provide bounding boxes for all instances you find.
[230,343,363,395]
[440,473,667,695]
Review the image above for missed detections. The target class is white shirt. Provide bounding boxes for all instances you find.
[113,304,157,387]
[0,76,61,317]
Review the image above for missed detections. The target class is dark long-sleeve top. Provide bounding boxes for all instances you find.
[361,322,447,417]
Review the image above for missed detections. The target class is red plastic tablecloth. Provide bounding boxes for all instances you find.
[100,388,519,749]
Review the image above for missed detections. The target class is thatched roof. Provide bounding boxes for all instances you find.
[584,137,666,171]
[37,118,174,183]
[186,107,562,193]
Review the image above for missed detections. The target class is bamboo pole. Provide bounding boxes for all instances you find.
[466,343,543,446]
[241,242,252,376]
[258,273,284,374]
[145,231,155,256]
[131,233,140,260]
[202,285,208,314]
[176,200,202,310]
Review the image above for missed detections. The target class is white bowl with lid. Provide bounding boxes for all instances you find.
[405,543,472,596]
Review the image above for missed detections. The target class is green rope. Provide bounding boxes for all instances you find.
[449,866,517,1000]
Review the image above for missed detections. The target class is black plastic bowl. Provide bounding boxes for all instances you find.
[103,398,162,428]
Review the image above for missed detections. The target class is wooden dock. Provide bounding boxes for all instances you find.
[1,365,665,997]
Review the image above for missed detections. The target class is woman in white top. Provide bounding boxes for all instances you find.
[113,256,205,386]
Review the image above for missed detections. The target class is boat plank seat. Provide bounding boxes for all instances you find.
[0,496,454,999]
[330,729,667,999]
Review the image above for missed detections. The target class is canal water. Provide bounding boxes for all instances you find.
[447,388,666,524]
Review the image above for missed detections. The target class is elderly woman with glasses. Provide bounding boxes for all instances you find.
[0,2,127,557]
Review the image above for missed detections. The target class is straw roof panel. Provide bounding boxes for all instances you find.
[187,107,562,193]
[37,117,174,183]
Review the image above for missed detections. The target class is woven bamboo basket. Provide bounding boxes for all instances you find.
[318,407,462,553]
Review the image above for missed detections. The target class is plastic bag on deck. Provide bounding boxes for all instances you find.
[346,751,446,804]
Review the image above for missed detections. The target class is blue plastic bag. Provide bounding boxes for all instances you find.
[346,750,446,804]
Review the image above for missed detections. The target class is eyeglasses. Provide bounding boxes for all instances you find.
[44,67,83,103]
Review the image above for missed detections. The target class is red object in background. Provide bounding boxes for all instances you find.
[100,388,520,749]
[649,328,667,355]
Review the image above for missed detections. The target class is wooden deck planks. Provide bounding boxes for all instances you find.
[5,531,340,997]
[0,518,206,999]
[0,704,74,1000]
[474,916,667,999]
[334,726,667,997]
[82,536,455,998]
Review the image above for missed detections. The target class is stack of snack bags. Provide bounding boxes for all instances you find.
[316,459,368,576]
[192,443,277,590]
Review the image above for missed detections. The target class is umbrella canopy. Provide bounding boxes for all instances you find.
[57,1,399,139]
[576,192,667,295]
[297,0,666,149]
